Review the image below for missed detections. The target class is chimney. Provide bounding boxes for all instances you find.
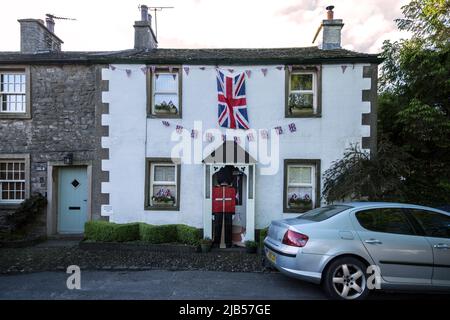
[18,18,63,53]
[134,5,158,50]
[45,16,55,33]
[321,5,344,50]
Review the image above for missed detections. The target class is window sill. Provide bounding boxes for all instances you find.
[148,114,182,119]
[285,113,321,118]
[0,112,31,120]
[0,202,22,209]
[144,205,180,211]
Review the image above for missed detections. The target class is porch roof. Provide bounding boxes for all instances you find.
[203,141,257,164]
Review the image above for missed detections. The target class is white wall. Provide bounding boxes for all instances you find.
[102,64,371,229]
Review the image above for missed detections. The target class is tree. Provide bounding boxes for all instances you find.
[324,0,450,207]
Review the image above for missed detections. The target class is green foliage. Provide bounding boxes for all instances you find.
[84,221,140,242]
[7,194,47,232]
[245,240,258,248]
[85,221,202,245]
[395,0,449,46]
[139,224,178,243]
[259,227,268,247]
[325,0,450,207]
[175,224,203,245]
[323,143,410,203]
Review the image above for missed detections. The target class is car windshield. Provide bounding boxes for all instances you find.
[299,205,351,221]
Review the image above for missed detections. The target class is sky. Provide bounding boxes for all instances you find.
[0,0,411,53]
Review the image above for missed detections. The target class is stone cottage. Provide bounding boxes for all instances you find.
[0,6,380,242]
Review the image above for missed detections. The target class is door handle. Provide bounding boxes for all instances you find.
[434,244,450,249]
[364,239,382,245]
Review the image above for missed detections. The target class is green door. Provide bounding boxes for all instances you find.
[58,167,88,233]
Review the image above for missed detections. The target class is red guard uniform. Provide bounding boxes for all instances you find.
[212,186,236,214]
[212,186,236,247]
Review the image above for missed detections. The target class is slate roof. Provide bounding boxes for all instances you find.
[0,47,382,65]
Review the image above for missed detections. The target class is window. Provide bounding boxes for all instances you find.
[300,205,351,222]
[286,66,321,117]
[0,67,30,119]
[0,160,26,203]
[145,158,180,210]
[284,159,321,213]
[410,209,450,239]
[1,72,26,113]
[356,208,416,236]
[147,67,182,118]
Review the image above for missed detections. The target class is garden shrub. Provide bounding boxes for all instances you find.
[84,221,139,242]
[175,224,203,245]
[139,223,178,244]
[259,227,269,247]
[85,221,202,245]
[7,194,47,232]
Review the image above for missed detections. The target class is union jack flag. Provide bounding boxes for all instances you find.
[216,71,250,129]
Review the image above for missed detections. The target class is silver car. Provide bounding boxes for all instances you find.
[264,202,450,300]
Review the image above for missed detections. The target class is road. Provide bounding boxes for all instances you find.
[0,270,448,300]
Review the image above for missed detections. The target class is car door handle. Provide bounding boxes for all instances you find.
[434,244,450,249]
[364,239,382,245]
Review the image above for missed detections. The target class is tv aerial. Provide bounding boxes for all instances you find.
[45,13,77,21]
[139,5,174,39]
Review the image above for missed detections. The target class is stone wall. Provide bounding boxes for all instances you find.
[0,64,104,235]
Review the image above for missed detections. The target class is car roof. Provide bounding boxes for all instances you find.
[335,201,449,214]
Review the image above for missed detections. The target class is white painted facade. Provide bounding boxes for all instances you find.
[101,63,372,239]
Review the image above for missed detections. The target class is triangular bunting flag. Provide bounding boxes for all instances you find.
[245,70,251,78]
[183,67,190,75]
[125,69,132,77]
[261,68,268,77]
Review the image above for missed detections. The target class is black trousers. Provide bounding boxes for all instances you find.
[213,213,233,247]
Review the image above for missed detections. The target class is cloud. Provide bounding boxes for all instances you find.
[0,0,411,53]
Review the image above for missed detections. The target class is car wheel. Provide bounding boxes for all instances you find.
[322,257,369,300]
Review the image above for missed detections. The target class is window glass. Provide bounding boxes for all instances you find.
[0,160,26,202]
[149,163,178,208]
[290,74,313,91]
[0,72,26,113]
[286,164,314,211]
[155,74,177,92]
[288,166,312,184]
[410,209,450,239]
[300,205,351,221]
[356,208,415,235]
[154,165,175,182]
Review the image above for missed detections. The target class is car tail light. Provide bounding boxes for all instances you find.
[282,230,309,247]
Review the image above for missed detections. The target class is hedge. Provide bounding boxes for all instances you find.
[139,224,178,243]
[85,221,202,245]
[84,221,140,242]
[259,227,269,247]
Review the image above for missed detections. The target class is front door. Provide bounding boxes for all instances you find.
[58,166,88,234]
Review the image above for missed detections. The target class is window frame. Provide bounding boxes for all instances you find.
[145,157,181,211]
[146,66,182,119]
[285,66,322,118]
[407,208,450,239]
[283,159,321,213]
[0,154,30,205]
[355,207,419,236]
[0,66,31,119]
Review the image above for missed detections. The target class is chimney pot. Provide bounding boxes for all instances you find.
[141,5,149,21]
[326,5,334,20]
[46,17,55,33]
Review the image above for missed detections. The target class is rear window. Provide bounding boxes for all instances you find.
[299,205,350,222]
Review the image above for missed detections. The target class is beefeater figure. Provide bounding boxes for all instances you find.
[212,183,236,248]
